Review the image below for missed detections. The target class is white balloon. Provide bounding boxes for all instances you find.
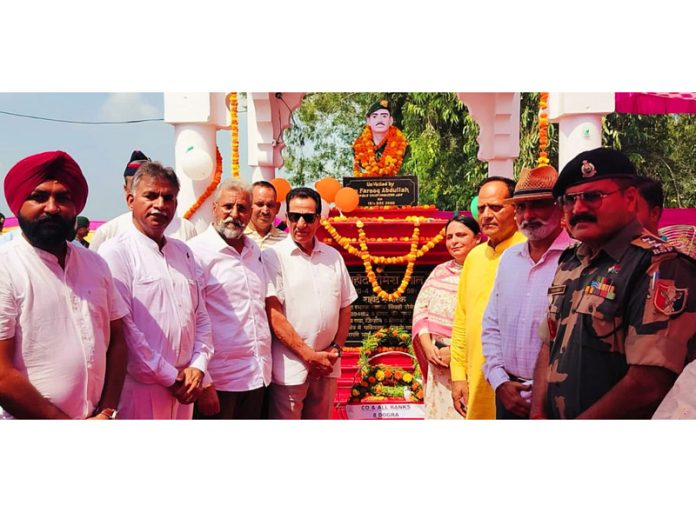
[320,198,330,219]
[182,148,214,181]
[276,201,287,222]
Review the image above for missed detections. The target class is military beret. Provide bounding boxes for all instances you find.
[124,150,151,178]
[553,147,637,197]
[76,216,90,228]
[367,99,391,116]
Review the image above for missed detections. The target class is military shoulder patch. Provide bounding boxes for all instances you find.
[653,280,688,315]
[632,235,676,255]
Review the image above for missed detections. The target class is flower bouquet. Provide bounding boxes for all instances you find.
[349,364,423,403]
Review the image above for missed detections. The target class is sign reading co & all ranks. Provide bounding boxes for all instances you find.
[343,176,418,207]
[347,264,434,346]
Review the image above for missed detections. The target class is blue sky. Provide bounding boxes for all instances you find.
[0,93,250,221]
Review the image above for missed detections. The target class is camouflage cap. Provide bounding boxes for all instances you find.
[553,147,636,197]
[366,99,391,116]
[504,165,558,204]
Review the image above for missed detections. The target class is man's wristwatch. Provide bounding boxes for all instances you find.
[328,342,343,357]
[98,408,118,419]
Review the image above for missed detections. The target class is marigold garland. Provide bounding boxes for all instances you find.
[320,218,446,265]
[353,125,408,177]
[227,92,240,178]
[183,146,223,220]
[537,92,550,166]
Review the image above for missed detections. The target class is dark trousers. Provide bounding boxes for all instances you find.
[495,394,529,420]
[495,372,530,420]
[194,386,266,420]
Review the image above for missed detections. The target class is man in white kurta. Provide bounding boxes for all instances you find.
[99,162,212,419]
[0,237,128,418]
[0,150,128,420]
[90,212,197,251]
[262,187,357,419]
[187,179,274,419]
[89,150,197,252]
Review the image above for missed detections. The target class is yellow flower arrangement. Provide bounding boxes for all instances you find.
[349,363,423,403]
[352,125,408,177]
[537,92,550,167]
[227,92,240,178]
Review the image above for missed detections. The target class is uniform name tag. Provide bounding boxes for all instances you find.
[548,285,566,295]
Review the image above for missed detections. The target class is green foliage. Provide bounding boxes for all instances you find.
[603,113,696,207]
[281,93,693,210]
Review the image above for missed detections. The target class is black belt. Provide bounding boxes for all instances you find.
[506,371,530,383]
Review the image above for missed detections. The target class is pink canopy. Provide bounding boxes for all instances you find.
[615,92,696,114]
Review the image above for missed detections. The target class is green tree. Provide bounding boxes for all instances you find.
[277,92,690,210]
[603,112,696,207]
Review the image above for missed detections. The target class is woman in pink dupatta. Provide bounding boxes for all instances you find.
[412,215,481,419]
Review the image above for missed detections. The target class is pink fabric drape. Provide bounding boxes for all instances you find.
[615,92,696,114]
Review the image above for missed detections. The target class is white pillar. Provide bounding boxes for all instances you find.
[548,93,614,171]
[457,93,521,178]
[164,93,230,233]
[247,92,305,183]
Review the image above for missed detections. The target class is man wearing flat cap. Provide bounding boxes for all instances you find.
[353,99,408,177]
[90,150,197,251]
[529,147,696,419]
[0,150,128,419]
[481,165,572,419]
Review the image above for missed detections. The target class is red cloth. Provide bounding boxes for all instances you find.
[3,151,88,215]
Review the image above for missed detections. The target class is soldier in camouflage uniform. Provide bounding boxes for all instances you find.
[529,147,696,419]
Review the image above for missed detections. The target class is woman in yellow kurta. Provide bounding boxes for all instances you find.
[450,178,526,419]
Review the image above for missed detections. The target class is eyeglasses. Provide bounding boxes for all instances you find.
[559,189,624,210]
[287,212,318,224]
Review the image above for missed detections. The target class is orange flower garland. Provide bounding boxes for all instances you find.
[537,92,550,166]
[227,92,240,178]
[183,146,223,220]
[320,218,446,265]
[353,125,408,177]
[359,219,417,301]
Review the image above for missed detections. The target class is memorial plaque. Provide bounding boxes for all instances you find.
[343,176,418,207]
[347,263,434,346]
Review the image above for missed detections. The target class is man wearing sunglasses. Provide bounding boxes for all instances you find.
[530,147,696,419]
[262,187,358,419]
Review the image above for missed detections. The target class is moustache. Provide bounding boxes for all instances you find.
[223,217,245,229]
[520,220,543,230]
[569,213,597,227]
[35,215,72,231]
[37,214,65,225]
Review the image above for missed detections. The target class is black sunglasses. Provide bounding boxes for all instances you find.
[559,188,624,210]
[287,212,318,223]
